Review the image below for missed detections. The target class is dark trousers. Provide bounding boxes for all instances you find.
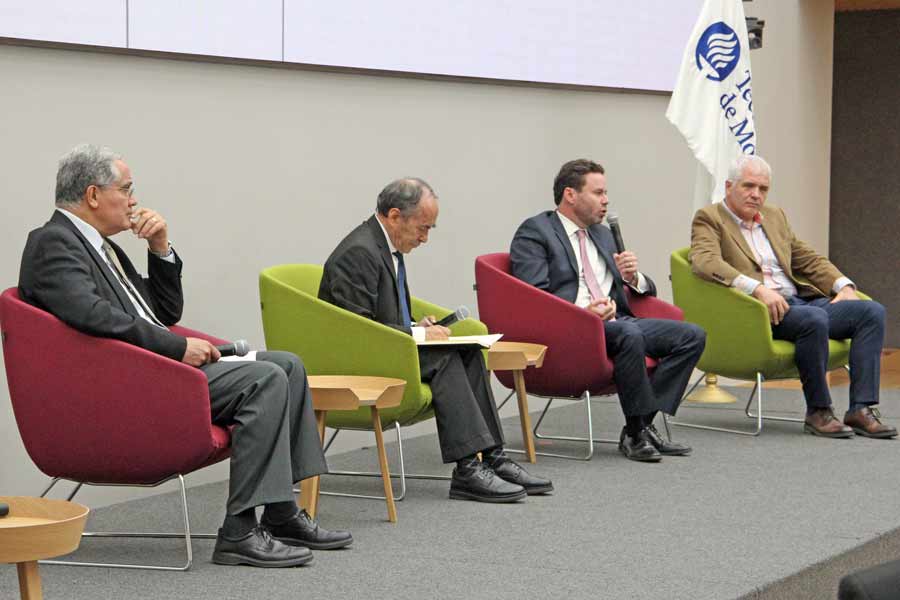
[203,351,328,515]
[418,346,505,463]
[772,297,885,409]
[604,317,707,418]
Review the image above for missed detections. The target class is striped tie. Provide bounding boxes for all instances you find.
[101,240,166,328]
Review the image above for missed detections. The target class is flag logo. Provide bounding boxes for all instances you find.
[695,22,741,82]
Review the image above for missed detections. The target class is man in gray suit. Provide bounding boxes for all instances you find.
[319,178,552,502]
[18,144,351,568]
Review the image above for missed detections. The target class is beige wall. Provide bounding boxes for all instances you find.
[0,0,835,506]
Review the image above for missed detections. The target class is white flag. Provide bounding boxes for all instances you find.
[666,0,757,205]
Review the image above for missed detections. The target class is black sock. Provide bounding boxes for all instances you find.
[643,412,658,427]
[222,508,257,538]
[456,454,480,473]
[482,446,506,466]
[625,416,643,437]
[262,501,300,525]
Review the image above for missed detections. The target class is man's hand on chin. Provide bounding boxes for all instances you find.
[131,207,170,255]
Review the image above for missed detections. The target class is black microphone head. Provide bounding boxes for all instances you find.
[233,339,250,357]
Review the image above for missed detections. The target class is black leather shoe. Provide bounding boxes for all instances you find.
[618,428,662,462]
[489,457,554,495]
[644,424,692,456]
[212,526,313,567]
[261,509,353,550]
[449,461,527,503]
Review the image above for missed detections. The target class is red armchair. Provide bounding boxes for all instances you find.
[0,287,231,571]
[474,253,684,459]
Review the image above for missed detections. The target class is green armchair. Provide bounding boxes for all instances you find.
[259,264,487,431]
[668,247,858,435]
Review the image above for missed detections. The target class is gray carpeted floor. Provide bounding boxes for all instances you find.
[2,385,898,600]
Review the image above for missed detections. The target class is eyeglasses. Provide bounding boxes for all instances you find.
[98,183,135,198]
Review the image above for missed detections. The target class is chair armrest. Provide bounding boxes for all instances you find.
[411,296,488,336]
[170,325,228,347]
[626,290,684,321]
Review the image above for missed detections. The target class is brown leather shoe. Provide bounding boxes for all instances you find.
[844,407,898,439]
[804,407,853,438]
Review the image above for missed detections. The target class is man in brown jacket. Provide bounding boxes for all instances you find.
[690,155,893,439]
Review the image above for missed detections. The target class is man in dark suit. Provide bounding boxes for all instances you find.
[19,144,352,568]
[510,159,706,462]
[319,178,552,502]
[691,154,893,439]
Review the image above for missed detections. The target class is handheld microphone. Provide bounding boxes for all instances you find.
[216,339,250,358]
[434,306,471,327]
[607,213,626,254]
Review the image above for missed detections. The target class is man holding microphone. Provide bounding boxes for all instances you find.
[510,159,706,462]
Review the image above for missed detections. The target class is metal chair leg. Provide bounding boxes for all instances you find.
[508,391,616,460]
[495,389,516,411]
[40,474,214,571]
[667,372,765,436]
[744,363,849,425]
[311,421,452,506]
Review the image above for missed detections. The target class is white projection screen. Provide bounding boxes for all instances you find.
[0,0,704,92]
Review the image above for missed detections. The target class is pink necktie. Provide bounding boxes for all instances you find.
[576,229,604,301]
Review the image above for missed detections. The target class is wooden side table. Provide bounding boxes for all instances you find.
[0,497,89,600]
[301,376,406,523]
[487,341,547,464]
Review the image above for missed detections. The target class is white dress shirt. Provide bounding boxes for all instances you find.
[721,203,852,297]
[375,215,426,341]
[57,208,175,327]
[555,211,649,308]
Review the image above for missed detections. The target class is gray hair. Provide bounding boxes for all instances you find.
[376,178,437,216]
[55,144,122,207]
[727,154,772,183]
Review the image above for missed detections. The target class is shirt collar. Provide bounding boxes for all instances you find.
[56,208,105,253]
[721,201,762,229]
[555,210,584,238]
[374,213,399,255]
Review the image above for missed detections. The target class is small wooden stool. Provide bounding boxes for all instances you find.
[0,497,89,600]
[301,376,406,523]
[487,341,547,464]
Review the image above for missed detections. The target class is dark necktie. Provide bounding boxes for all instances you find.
[393,251,412,327]
[101,240,166,328]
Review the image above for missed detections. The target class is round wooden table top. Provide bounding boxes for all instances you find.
[487,341,548,371]
[307,375,406,411]
[0,497,89,564]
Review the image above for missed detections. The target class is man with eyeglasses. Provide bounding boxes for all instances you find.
[19,144,352,568]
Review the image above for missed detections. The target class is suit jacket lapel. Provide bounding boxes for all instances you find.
[550,213,579,276]
[587,228,619,281]
[716,203,760,266]
[365,215,410,312]
[758,213,792,278]
[50,212,136,314]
